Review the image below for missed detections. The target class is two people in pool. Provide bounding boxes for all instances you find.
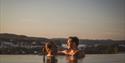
[44,36,85,63]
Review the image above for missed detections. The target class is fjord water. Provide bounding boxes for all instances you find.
[0,54,125,63]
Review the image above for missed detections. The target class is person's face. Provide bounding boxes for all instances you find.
[67,39,76,49]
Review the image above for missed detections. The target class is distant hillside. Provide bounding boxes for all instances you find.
[0,33,125,54]
[0,33,125,45]
[0,33,48,42]
[51,38,125,45]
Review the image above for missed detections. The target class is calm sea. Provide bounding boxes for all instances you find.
[0,54,125,63]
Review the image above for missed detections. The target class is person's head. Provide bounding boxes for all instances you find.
[67,36,79,49]
[45,40,57,56]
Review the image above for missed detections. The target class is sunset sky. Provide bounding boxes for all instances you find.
[0,0,125,40]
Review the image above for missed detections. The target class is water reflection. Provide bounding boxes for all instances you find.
[43,55,85,63]
[66,55,85,63]
[66,56,78,63]
[44,56,57,63]
[47,56,57,63]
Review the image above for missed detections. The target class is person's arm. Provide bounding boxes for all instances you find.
[57,50,68,55]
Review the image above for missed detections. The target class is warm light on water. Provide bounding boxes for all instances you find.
[0,54,125,63]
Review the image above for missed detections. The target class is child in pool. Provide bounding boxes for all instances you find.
[44,40,57,63]
[45,40,57,56]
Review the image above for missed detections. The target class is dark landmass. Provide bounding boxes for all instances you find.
[0,33,125,54]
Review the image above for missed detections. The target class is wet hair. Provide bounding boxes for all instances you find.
[68,36,79,47]
[45,40,57,54]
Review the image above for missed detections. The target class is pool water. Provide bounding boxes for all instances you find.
[0,54,125,63]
